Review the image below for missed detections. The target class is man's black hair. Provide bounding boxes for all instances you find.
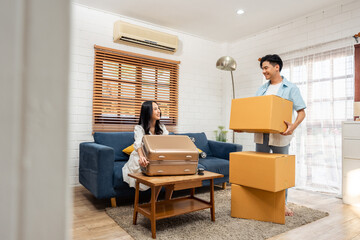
[260,54,283,72]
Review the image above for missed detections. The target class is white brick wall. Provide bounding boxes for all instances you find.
[226,0,360,151]
[69,4,227,185]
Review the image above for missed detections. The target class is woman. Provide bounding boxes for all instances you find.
[122,101,169,191]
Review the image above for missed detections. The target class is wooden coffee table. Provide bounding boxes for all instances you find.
[128,171,224,239]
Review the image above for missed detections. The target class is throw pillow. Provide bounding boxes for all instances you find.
[122,144,134,155]
[197,148,207,158]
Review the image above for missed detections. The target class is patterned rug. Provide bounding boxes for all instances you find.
[106,188,328,240]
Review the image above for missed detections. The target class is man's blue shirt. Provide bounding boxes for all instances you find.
[255,76,306,111]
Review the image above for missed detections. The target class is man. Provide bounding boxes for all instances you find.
[255,54,306,216]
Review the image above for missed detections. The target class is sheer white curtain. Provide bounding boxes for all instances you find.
[281,46,354,194]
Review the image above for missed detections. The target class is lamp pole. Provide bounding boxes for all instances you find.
[230,71,235,143]
[216,56,237,143]
[216,56,236,143]
[231,71,235,99]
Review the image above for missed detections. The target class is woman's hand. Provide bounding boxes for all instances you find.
[139,156,149,167]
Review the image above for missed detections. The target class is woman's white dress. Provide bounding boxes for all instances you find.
[122,124,169,191]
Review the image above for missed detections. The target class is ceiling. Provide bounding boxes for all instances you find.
[74,0,345,43]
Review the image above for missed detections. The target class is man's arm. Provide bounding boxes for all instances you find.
[282,109,306,135]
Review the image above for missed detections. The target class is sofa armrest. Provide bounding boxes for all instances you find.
[208,140,243,160]
[79,142,116,199]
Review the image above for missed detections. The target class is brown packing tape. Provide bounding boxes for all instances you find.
[229,151,295,192]
[231,184,285,224]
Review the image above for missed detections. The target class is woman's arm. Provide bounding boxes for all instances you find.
[137,147,149,167]
[133,125,149,167]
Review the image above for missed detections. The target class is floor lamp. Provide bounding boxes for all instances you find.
[216,56,237,143]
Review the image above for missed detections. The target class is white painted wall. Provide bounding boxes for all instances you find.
[69,4,228,185]
[0,0,70,239]
[227,0,360,151]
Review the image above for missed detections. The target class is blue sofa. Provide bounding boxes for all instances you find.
[79,132,242,206]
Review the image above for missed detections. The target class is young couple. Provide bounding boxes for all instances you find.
[123,54,306,216]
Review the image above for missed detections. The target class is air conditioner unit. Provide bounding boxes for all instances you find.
[113,20,178,52]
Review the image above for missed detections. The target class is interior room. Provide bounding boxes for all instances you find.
[2,0,360,239]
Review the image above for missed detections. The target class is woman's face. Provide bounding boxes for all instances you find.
[152,102,161,121]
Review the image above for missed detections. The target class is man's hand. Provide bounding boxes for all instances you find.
[281,121,294,135]
[139,156,149,167]
[281,109,306,136]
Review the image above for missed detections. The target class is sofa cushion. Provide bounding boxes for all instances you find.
[175,132,213,157]
[199,157,229,177]
[113,161,131,189]
[94,132,134,161]
[197,162,206,170]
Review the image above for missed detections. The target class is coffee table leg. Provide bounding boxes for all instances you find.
[210,179,215,221]
[133,181,139,225]
[190,188,195,197]
[164,185,174,200]
[151,185,156,239]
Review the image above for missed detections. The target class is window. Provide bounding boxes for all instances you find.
[282,46,354,194]
[93,45,179,132]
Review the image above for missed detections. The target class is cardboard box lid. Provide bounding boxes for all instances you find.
[229,151,295,192]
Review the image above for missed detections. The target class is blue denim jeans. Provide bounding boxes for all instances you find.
[255,133,290,204]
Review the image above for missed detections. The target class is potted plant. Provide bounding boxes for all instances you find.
[214,126,228,142]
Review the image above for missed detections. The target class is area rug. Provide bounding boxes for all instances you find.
[106,188,328,240]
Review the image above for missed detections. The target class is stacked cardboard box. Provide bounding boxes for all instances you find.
[229,95,295,224]
[230,152,295,224]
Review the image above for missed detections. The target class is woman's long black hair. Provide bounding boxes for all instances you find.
[138,101,163,135]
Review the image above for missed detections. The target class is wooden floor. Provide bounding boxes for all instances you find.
[72,186,133,240]
[72,185,360,240]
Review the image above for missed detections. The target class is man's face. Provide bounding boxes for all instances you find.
[261,61,279,80]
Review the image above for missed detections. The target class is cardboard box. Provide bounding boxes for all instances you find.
[231,184,285,224]
[229,95,293,133]
[230,151,295,192]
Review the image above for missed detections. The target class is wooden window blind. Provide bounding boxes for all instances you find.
[93,45,180,132]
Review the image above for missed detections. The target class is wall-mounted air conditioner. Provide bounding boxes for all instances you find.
[113,20,178,53]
